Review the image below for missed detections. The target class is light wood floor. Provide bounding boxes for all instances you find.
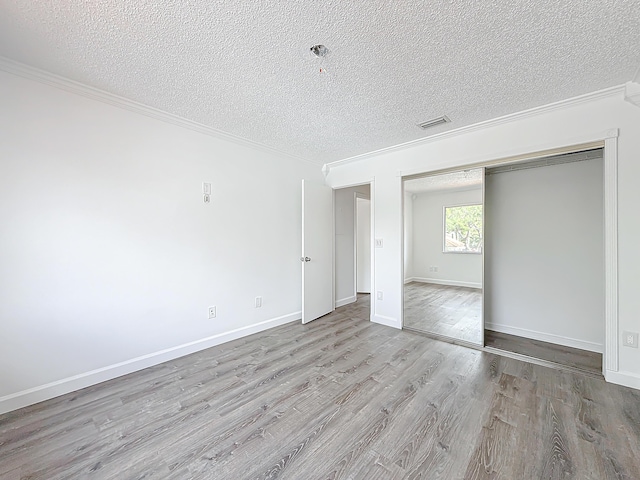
[404,282,483,344]
[1,295,639,479]
[485,330,603,376]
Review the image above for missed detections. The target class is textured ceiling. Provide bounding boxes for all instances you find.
[404,168,483,194]
[1,1,639,165]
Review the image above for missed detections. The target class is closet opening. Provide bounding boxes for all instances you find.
[483,148,604,376]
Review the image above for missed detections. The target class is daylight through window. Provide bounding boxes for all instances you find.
[443,204,483,253]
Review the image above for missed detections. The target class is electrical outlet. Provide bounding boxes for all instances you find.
[208,306,216,319]
[376,291,383,300]
[255,296,262,308]
[375,238,383,248]
[203,194,211,203]
[623,331,638,348]
[434,266,438,272]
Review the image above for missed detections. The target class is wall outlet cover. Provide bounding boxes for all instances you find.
[622,331,638,348]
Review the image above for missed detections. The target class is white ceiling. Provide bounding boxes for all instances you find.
[404,168,483,194]
[1,1,639,165]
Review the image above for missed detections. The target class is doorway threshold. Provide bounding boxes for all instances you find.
[484,330,603,378]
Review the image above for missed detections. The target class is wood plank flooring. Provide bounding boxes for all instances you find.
[1,294,639,479]
[484,330,603,376]
[404,282,483,344]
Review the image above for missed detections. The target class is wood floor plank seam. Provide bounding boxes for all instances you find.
[1,296,638,479]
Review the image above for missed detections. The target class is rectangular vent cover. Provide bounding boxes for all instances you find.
[417,115,450,130]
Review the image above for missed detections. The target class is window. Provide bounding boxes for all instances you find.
[443,204,483,253]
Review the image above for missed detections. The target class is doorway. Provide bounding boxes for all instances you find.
[334,184,372,318]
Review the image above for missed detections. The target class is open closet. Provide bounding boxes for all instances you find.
[402,148,605,376]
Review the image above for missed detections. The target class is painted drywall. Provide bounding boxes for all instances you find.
[326,88,640,389]
[334,185,370,306]
[408,187,482,288]
[403,192,414,282]
[0,69,324,413]
[485,157,604,352]
[356,197,371,293]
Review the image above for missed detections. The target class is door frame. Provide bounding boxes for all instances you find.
[354,192,371,295]
[399,130,618,376]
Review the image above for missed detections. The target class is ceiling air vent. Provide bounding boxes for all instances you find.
[417,115,450,130]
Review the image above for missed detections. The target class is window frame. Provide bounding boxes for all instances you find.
[442,203,483,254]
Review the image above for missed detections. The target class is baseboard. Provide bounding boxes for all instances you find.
[371,314,400,329]
[410,277,482,289]
[485,322,603,353]
[605,369,640,390]
[335,295,357,308]
[0,311,301,415]
[404,277,414,284]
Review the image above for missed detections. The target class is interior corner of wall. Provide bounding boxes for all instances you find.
[624,82,640,108]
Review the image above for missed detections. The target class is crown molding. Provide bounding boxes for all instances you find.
[0,56,321,167]
[624,81,640,108]
[323,84,626,172]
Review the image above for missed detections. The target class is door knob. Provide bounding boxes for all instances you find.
[300,256,311,262]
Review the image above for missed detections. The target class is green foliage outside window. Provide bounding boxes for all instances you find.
[444,204,483,253]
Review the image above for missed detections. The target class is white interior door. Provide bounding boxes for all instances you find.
[302,180,334,324]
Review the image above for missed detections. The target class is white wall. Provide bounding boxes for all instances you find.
[485,157,604,352]
[0,69,324,413]
[403,192,414,281]
[334,185,370,306]
[408,187,482,288]
[356,197,371,293]
[326,86,640,389]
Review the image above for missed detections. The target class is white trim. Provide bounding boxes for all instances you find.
[605,370,640,390]
[370,180,376,322]
[335,296,357,308]
[624,92,640,108]
[355,192,371,297]
[0,311,300,415]
[398,132,612,180]
[407,277,482,289]
[0,56,317,167]
[442,203,483,254]
[323,86,625,171]
[604,135,619,372]
[624,81,640,107]
[371,314,400,329]
[485,323,603,354]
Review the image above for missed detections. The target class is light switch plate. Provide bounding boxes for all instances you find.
[623,331,639,348]
[203,182,211,195]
